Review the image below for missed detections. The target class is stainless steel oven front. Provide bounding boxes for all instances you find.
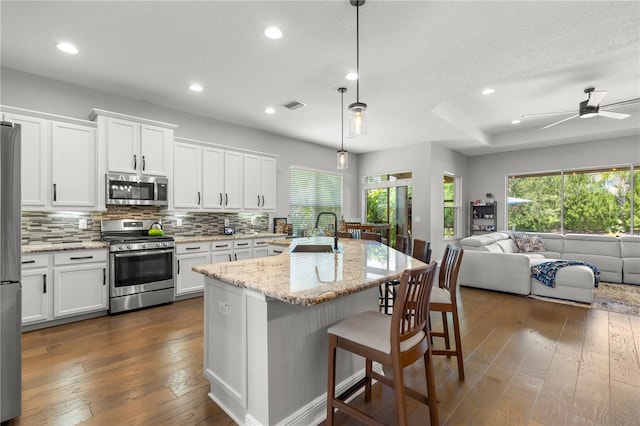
[109,246,175,313]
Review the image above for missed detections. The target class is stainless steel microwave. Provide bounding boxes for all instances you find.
[105,174,168,206]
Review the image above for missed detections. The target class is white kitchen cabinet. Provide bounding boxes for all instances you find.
[233,240,253,261]
[173,142,202,209]
[91,109,176,178]
[202,147,225,210]
[176,243,210,295]
[253,238,270,258]
[224,151,244,210]
[21,255,51,325]
[243,155,276,211]
[2,108,100,211]
[51,121,97,207]
[211,240,233,263]
[3,113,49,207]
[53,250,108,318]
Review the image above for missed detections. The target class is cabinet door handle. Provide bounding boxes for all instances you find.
[133,154,137,170]
[53,183,57,201]
[261,195,265,207]
[43,274,47,294]
[142,155,146,171]
[219,193,223,206]
[215,244,229,248]
[273,250,283,254]
[22,260,36,264]
[185,247,201,251]
[225,193,228,206]
[103,268,106,286]
[228,254,232,262]
[237,243,249,246]
[257,195,260,207]
[70,256,93,260]
[177,259,181,274]
[234,253,238,261]
[198,191,201,205]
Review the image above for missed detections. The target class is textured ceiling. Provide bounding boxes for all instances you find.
[1,1,639,155]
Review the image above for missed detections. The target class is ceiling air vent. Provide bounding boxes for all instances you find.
[282,100,306,110]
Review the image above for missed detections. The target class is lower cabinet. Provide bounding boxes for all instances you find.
[253,238,270,258]
[176,242,211,296]
[233,240,253,261]
[21,249,108,327]
[21,255,51,325]
[53,250,108,318]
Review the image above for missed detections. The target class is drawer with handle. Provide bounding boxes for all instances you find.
[233,239,253,249]
[54,249,108,266]
[21,254,50,269]
[176,242,209,255]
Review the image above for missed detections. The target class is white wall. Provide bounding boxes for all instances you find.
[467,136,640,231]
[1,67,360,226]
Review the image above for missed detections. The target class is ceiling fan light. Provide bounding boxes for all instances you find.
[348,102,367,137]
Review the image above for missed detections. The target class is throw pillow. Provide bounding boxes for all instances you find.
[529,235,546,252]
[508,231,527,251]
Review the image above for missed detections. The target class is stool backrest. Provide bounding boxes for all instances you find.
[438,245,464,302]
[412,239,432,263]
[392,262,438,351]
[344,222,362,238]
[361,231,382,242]
[394,235,408,254]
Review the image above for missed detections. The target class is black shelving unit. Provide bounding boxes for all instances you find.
[470,202,497,235]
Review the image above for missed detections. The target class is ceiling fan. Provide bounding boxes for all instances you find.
[522,87,640,129]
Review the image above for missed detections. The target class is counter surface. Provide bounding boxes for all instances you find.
[193,237,424,306]
[22,241,108,254]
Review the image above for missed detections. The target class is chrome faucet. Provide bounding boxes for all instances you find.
[315,212,338,250]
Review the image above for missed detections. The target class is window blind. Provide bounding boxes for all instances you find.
[290,167,343,235]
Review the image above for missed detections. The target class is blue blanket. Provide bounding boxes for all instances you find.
[531,260,600,288]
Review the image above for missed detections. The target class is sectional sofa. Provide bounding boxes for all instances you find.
[457,232,640,303]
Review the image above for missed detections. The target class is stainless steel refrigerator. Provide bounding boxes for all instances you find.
[0,121,21,422]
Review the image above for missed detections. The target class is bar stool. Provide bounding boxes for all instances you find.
[379,235,415,314]
[337,231,353,238]
[326,263,439,426]
[430,244,465,380]
[344,222,362,239]
[361,231,382,242]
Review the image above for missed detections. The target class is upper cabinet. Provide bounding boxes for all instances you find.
[173,139,247,211]
[243,154,276,211]
[90,109,177,177]
[2,108,99,211]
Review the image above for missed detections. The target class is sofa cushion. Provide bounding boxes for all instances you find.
[562,253,622,283]
[563,234,621,257]
[620,236,640,258]
[496,239,519,253]
[535,233,564,254]
[623,258,640,285]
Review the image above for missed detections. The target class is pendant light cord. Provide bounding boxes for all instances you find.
[341,90,345,149]
[356,3,360,103]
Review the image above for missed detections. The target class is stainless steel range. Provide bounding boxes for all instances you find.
[101,219,174,313]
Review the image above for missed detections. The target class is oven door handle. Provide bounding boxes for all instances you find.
[113,248,174,259]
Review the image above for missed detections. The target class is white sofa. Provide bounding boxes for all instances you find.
[457,232,640,304]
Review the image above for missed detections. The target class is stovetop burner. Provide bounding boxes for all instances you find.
[101,219,174,252]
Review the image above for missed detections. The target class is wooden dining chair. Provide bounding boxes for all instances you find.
[327,262,439,426]
[361,231,382,242]
[395,235,408,254]
[412,238,432,263]
[337,231,353,238]
[344,222,362,239]
[429,244,465,380]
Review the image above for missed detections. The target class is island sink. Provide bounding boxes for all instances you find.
[290,244,335,253]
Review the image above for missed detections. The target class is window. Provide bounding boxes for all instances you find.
[508,165,637,235]
[363,172,412,244]
[289,167,342,236]
[443,174,460,238]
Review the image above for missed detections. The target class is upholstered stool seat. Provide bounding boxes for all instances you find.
[530,258,595,303]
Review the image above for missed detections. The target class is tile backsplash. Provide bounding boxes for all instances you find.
[22,207,269,245]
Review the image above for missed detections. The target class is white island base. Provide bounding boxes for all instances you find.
[204,277,380,426]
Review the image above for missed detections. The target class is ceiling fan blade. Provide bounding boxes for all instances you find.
[598,110,630,120]
[587,90,607,107]
[541,114,579,129]
[521,111,574,119]
[601,98,640,109]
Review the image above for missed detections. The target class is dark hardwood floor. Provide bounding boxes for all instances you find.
[14,287,640,425]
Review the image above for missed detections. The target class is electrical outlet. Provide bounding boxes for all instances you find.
[177,218,183,226]
[251,216,256,226]
[414,216,421,223]
[218,301,229,316]
[224,218,230,226]
[79,218,87,229]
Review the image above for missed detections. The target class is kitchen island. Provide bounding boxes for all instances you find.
[192,237,424,426]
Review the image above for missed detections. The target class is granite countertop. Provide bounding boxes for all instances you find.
[22,241,109,254]
[192,237,425,306]
[174,232,286,244]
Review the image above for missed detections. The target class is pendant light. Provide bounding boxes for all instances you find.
[348,0,367,137]
[337,87,348,169]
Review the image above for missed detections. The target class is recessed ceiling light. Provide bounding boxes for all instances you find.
[345,72,358,81]
[189,83,203,92]
[482,88,495,95]
[265,107,276,114]
[56,42,78,54]
[511,119,521,124]
[264,27,283,40]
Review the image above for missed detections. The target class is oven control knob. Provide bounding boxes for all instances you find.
[156,242,162,248]
[119,245,125,250]
[141,243,147,249]
[126,245,132,249]
[164,242,170,247]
